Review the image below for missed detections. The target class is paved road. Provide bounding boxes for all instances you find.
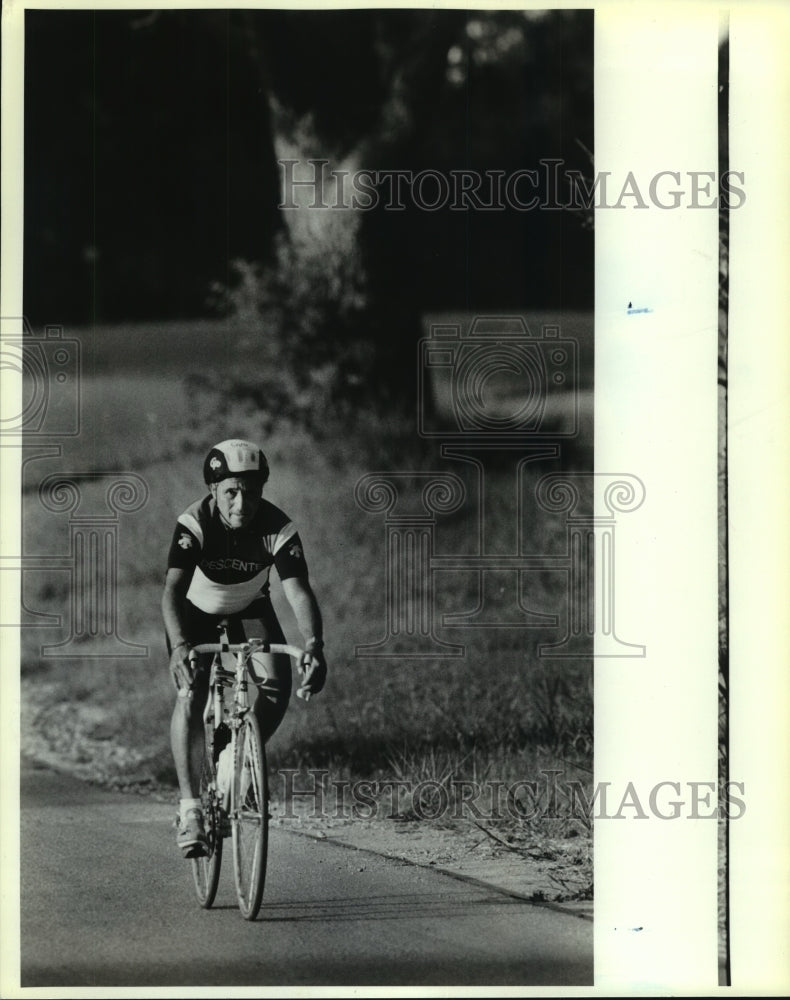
[20,763,592,988]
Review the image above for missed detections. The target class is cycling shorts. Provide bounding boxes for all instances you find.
[166,595,285,654]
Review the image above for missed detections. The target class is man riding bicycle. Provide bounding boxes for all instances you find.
[162,439,326,857]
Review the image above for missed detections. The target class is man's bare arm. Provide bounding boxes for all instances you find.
[281,575,323,647]
[162,567,194,691]
[162,567,192,647]
[282,576,326,694]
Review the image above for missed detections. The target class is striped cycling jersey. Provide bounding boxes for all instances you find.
[167,495,308,615]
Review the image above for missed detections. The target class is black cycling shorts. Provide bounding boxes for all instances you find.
[166,596,285,654]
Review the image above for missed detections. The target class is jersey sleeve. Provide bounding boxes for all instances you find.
[167,523,201,571]
[273,531,309,580]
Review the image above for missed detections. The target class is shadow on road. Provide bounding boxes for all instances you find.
[259,889,524,922]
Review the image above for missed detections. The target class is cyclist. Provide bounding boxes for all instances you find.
[162,439,326,857]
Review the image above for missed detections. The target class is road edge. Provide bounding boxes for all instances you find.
[284,825,593,922]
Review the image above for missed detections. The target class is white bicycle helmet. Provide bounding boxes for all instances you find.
[203,439,270,486]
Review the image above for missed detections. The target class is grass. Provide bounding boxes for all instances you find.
[19,317,593,861]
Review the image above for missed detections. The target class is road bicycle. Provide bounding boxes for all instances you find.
[187,625,312,920]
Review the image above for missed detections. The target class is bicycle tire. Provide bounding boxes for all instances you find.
[191,741,223,908]
[231,713,268,920]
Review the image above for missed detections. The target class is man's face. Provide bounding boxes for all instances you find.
[211,476,262,529]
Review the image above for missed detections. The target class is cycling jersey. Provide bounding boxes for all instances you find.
[167,495,309,615]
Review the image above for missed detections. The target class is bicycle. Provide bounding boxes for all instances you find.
[186,624,313,920]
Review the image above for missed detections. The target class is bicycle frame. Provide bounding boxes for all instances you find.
[189,633,313,711]
[190,630,312,811]
[187,627,311,918]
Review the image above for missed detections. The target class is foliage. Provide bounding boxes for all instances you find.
[20,342,593,795]
[204,9,594,433]
[207,103,386,434]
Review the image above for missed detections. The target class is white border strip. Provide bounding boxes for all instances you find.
[728,4,790,991]
[595,5,719,989]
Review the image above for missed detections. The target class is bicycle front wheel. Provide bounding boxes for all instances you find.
[191,742,223,908]
[231,714,268,920]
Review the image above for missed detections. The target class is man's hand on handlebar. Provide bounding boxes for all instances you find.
[169,641,195,697]
[298,640,327,699]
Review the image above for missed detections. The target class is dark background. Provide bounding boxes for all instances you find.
[24,8,594,328]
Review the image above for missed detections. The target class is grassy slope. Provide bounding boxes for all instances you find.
[20,317,593,842]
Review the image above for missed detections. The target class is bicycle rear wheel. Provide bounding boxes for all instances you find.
[231,713,268,920]
[191,741,223,908]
